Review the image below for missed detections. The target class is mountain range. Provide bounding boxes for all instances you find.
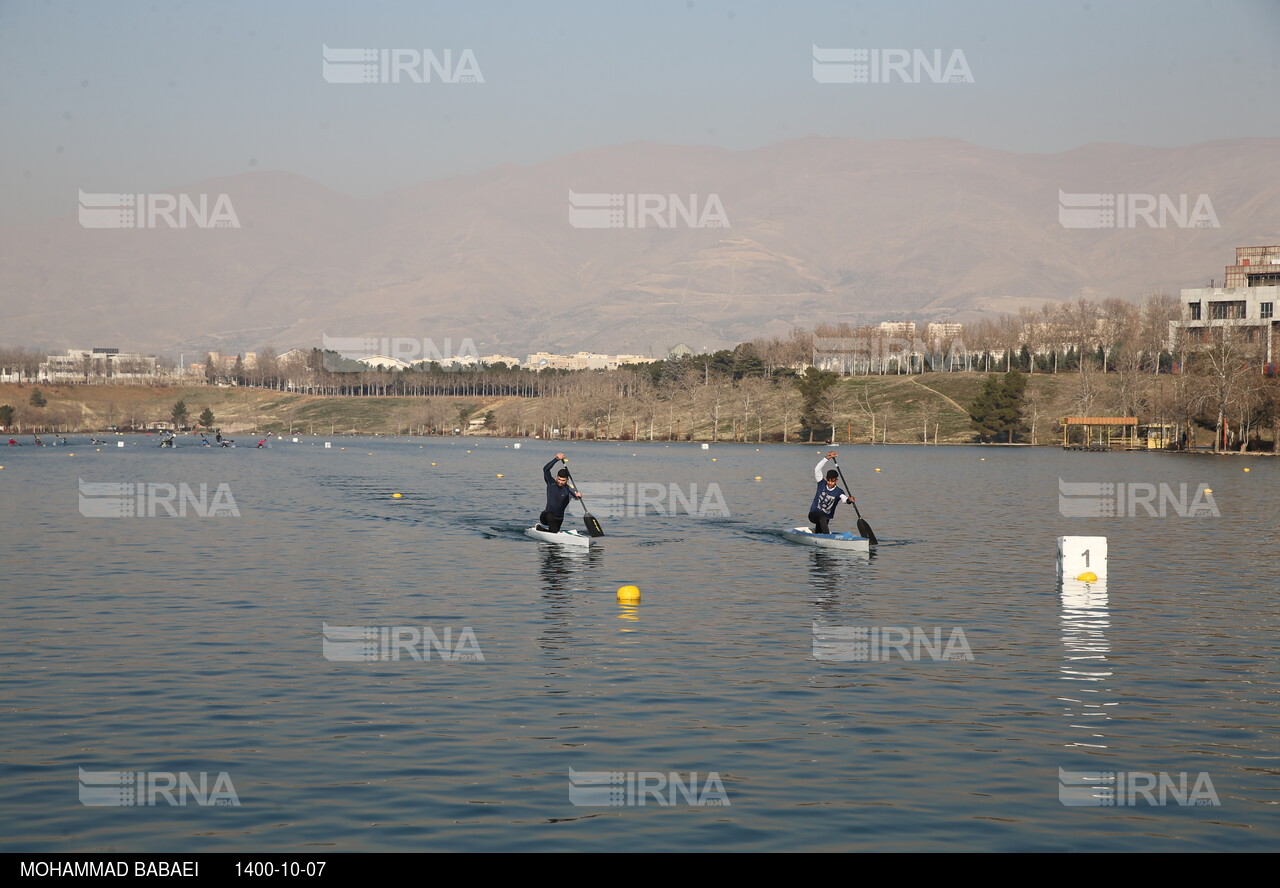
[3,136,1277,359]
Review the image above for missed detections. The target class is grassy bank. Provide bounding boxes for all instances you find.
[1,372,1259,446]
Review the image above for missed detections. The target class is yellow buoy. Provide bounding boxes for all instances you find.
[1204,488,1213,494]
[980,457,986,461]
[875,467,881,472]
[1243,467,1250,472]
[431,462,437,466]
[711,457,717,461]
[496,474,504,478]
[1076,571,1098,582]
[754,476,762,481]
[617,585,641,601]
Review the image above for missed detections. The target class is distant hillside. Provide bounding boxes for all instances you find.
[3,137,1277,358]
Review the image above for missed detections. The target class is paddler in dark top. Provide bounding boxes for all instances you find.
[538,452,581,533]
[809,450,854,534]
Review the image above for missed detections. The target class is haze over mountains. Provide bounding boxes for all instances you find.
[3,136,1277,359]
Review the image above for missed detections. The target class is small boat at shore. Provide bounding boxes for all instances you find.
[781,527,871,552]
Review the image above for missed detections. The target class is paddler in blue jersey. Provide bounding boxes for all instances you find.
[809,450,854,534]
[538,452,582,533]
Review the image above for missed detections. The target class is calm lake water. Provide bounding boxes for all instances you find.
[1,436,1277,851]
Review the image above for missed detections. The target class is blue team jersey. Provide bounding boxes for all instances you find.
[810,482,848,518]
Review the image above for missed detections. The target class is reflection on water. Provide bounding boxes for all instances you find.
[805,548,871,608]
[1059,578,1115,750]
[617,603,640,630]
[537,545,599,591]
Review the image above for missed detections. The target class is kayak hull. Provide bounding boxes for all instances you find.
[782,527,871,552]
[525,525,593,546]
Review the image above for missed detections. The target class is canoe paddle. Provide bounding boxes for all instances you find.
[561,461,604,537]
[832,457,877,544]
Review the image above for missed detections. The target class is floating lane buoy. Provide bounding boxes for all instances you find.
[496,474,504,478]
[754,476,762,481]
[875,468,881,472]
[392,493,402,498]
[1243,468,1250,472]
[1076,571,1098,583]
[431,462,437,466]
[617,585,640,602]
[1203,488,1213,494]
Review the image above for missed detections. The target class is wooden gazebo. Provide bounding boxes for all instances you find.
[1061,416,1138,450]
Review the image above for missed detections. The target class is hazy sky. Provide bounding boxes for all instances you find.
[2,0,1277,224]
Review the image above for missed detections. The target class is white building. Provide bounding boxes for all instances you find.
[878,321,917,338]
[524,351,656,371]
[925,322,964,341]
[1174,246,1279,364]
[40,348,158,382]
[357,355,411,371]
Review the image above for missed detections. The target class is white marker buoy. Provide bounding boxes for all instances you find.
[292,437,299,443]
[513,442,521,449]
[117,441,124,448]
[1057,536,1107,581]
[324,442,331,449]
[701,443,709,450]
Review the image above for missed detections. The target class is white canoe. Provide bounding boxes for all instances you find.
[525,525,593,546]
[781,527,870,552]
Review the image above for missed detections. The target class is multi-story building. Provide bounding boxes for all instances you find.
[525,351,656,371]
[40,347,159,381]
[1174,246,1279,364]
[925,322,963,342]
[878,321,917,338]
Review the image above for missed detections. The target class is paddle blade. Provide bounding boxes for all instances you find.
[857,518,878,545]
[584,514,605,537]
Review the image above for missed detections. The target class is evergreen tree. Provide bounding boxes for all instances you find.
[171,400,190,429]
[28,389,47,408]
[968,371,1029,443]
[199,407,216,430]
[794,367,839,441]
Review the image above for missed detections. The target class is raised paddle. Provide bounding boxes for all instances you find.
[561,461,604,537]
[831,456,877,544]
